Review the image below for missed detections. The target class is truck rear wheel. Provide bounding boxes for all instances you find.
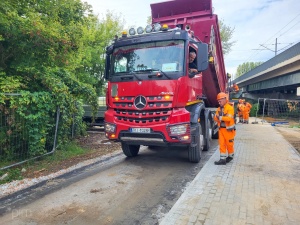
[188,123,203,163]
[212,129,219,139]
[203,119,212,151]
[121,143,140,157]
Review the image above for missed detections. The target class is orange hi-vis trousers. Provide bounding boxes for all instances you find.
[243,110,250,122]
[219,128,235,159]
[238,111,243,120]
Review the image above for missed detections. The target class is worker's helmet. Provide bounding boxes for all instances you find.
[216,92,227,101]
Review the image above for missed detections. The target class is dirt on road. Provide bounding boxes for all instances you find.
[274,126,300,154]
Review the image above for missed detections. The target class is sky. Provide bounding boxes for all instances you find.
[83,0,300,78]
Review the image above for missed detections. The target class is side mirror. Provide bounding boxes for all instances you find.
[104,45,114,80]
[104,54,110,80]
[196,43,209,72]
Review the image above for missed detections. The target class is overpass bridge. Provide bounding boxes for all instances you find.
[232,42,300,101]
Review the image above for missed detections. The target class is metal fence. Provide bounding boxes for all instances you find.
[0,94,60,170]
[254,98,300,126]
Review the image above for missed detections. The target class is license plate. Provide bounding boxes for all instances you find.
[130,128,151,133]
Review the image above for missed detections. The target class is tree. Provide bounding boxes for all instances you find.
[219,20,236,56]
[75,11,124,96]
[235,62,263,78]
[0,0,124,158]
[147,16,152,25]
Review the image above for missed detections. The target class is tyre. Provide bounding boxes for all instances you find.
[203,119,212,151]
[188,123,203,163]
[121,142,140,157]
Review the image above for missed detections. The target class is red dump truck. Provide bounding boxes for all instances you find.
[104,0,227,162]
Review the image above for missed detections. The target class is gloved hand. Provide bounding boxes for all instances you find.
[219,116,222,121]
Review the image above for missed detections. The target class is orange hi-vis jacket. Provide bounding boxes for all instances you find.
[245,102,252,112]
[214,103,236,131]
[243,102,252,122]
[237,103,245,117]
[233,84,239,92]
[238,103,245,112]
[214,102,236,159]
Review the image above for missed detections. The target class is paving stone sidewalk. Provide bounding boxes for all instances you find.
[160,118,300,225]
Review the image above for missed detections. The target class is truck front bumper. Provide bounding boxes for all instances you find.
[104,108,191,146]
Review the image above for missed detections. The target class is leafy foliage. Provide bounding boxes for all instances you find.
[235,62,263,78]
[0,0,123,160]
[250,103,258,117]
[219,19,236,56]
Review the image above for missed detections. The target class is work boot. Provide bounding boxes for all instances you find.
[226,156,233,163]
[214,159,226,165]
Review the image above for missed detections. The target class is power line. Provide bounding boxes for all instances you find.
[243,13,300,62]
[263,13,300,44]
[277,19,300,39]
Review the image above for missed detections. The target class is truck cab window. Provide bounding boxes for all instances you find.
[114,56,127,73]
[111,40,184,77]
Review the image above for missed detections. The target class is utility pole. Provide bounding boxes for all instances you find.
[275,38,277,56]
[258,38,278,56]
[254,39,293,57]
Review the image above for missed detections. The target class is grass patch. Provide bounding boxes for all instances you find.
[0,142,87,185]
[49,142,86,161]
[0,168,23,185]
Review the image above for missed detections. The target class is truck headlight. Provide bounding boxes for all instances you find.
[153,23,161,32]
[105,122,116,133]
[168,123,189,135]
[129,28,136,35]
[145,25,152,33]
[137,26,144,34]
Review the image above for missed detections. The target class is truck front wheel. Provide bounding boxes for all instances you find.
[121,142,140,157]
[188,123,203,163]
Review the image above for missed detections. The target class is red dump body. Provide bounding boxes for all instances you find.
[151,0,226,106]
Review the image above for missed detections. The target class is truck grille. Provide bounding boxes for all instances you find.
[113,95,173,124]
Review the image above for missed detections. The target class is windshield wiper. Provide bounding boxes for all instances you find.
[119,71,142,81]
[145,68,171,80]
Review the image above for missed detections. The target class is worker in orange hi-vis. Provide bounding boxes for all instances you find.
[229,82,239,93]
[243,101,252,124]
[237,99,245,123]
[214,92,236,165]
[232,83,239,92]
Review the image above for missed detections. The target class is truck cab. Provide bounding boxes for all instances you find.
[104,0,226,163]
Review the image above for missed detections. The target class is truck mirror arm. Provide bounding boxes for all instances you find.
[188,71,197,78]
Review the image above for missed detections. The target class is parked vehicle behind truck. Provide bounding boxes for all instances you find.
[82,97,106,127]
[104,0,228,162]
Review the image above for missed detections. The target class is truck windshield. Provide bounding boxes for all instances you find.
[111,40,184,77]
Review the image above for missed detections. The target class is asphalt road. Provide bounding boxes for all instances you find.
[0,141,218,225]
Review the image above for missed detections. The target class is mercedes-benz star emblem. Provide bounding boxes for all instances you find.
[134,96,147,109]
